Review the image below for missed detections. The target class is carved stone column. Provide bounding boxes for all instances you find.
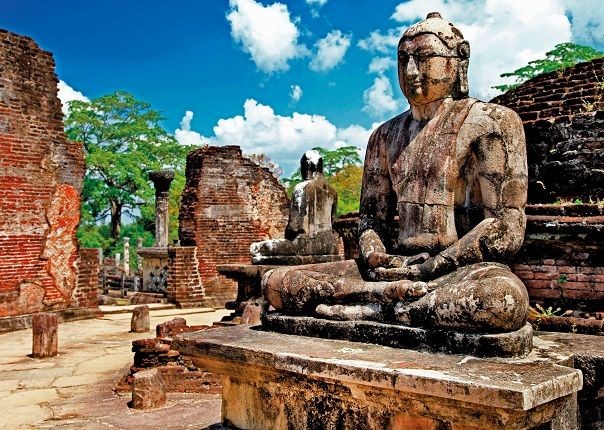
[148,171,175,247]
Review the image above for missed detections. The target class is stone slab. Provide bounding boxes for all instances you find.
[173,325,581,413]
[263,313,533,358]
[251,254,343,265]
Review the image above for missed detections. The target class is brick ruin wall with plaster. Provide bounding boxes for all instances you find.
[335,59,603,309]
[0,30,96,331]
[179,145,289,307]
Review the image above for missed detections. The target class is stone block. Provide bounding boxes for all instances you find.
[173,325,582,430]
[131,368,166,409]
[241,304,261,324]
[130,305,150,333]
[31,313,58,358]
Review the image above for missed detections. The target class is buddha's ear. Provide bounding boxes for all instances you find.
[457,40,470,60]
[456,40,470,98]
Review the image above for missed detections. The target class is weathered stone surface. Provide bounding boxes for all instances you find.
[261,12,529,341]
[130,305,150,333]
[0,30,85,322]
[174,325,582,430]
[179,145,289,307]
[251,150,341,264]
[263,314,533,358]
[156,317,188,338]
[31,313,58,358]
[131,368,166,409]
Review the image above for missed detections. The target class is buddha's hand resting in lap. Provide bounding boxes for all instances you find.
[371,254,451,282]
[360,229,429,269]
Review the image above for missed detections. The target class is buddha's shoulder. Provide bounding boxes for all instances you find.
[371,111,410,140]
[462,99,523,135]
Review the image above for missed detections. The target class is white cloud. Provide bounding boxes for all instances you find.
[561,0,604,47]
[309,30,352,72]
[175,111,207,146]
[192,99,376,175]
[379,0,573,100]
[362,75,402,119]
[57,80,89,115]
[306,0,328,17]
[290,84,303,102]
[358,27,403,54]
[368,56,396,74]
[226,0,307,74]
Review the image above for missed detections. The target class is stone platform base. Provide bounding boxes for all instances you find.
[174,325,582,430]
[251,254,342,265]
[263,313,533,358]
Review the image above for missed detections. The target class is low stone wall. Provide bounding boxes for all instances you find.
[333,204,604,309]
[166,247,205,308]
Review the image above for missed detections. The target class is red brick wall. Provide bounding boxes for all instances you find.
[491,58,603,202]
[179,146,289,307]
[74,248,100,308]
[0,30,85,318]
[167,247,205,308]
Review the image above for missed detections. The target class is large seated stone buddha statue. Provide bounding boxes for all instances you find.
[262,12,529,336]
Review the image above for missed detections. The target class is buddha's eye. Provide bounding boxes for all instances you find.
[398,51,409,63]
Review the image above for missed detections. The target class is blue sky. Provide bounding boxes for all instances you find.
[3,0,603,175]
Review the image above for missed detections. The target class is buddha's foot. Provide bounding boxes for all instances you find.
[315,303,382,321]
[384,280,428,301]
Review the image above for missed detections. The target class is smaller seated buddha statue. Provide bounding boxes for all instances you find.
[250,150,340,264]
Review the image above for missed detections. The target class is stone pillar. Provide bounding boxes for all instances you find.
[115,253,121,269]
[136,237,144,273]
[123,237,130,276]
[131,305,150,333]
[32,313,58,358]
[148,171,175,247]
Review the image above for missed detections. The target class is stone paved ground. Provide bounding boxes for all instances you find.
[0,307,231,429]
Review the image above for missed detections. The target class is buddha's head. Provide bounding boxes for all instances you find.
[300,150,323,180]
[398,12,470,106]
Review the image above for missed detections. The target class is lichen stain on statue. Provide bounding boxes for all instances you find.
[262,13,531,343]
[250,150,340,264]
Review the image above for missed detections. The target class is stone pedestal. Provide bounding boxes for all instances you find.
[31,313,58,358]
[174,325,582,430]
[137,247,169,293]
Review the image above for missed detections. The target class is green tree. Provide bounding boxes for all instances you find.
[493,43,604,92]
[65,91,192,247]
[328,164,363,215]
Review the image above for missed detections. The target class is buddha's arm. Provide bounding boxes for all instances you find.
[358,127,398,267]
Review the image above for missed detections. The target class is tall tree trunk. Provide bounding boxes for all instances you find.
[110,200,122,242]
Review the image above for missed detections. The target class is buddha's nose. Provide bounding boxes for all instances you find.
[405,58,419,80]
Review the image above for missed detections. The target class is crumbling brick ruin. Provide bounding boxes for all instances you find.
[492,58,603,203]
[179,146,289,307]
[0,30,89,331]
[492,58,603,307]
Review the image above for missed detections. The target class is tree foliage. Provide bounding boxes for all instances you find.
[65,91,192,254]
[493,43,604,92]
[329,164,363,215]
